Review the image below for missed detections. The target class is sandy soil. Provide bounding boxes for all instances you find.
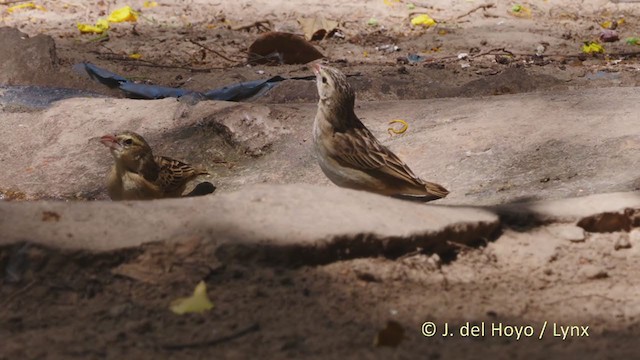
[2,0,640,358]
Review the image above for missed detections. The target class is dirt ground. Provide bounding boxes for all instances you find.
[2,0,640,358]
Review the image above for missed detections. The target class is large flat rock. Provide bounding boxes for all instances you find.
[1,87,639,205]
[0,184,499,265]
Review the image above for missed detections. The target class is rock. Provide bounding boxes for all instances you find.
[2,87,640,204]
[0,27,58,85]
[547,224,585,242]
[0,184,500,266]
[200,102,288,156]
[0,98,284,200]
[577,211,632,233]
[614,235,632,250]
[579,265,608,280]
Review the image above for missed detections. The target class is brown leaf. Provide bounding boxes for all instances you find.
[248,32,324,65]
[373,320,405,348]
[42,211,61,222]
[298,17,339,41]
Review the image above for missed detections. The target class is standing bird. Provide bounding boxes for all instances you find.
[100,131,211,200]
[311,64,449,201]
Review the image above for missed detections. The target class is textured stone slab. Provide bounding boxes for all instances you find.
[2,87,640,206]
[0,184,499,265]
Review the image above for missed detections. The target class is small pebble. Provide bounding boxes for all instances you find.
[614,235,631,250]
[548,224,585,243]
[579,265,608,280]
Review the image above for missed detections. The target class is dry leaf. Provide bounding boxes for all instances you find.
[388,119,408,135]
[77,19,110,34]
[374,320,405,347]
[298,17,338,41]
[411,14,436,27]
[248,32,324,65]
[108,6,139,23]
[170,281,214,315]
[582,42,604,54]
[7,3,45,13]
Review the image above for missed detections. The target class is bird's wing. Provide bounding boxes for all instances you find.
[155,156,208,193]
[332,127,425,186]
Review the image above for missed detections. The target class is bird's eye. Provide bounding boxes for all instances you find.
[322,76,328,84]
[123,138,133,145]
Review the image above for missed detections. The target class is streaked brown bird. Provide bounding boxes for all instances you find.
[100,131,210,200]
[311,63,449,201]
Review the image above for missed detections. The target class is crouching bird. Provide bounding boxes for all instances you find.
[311,63,449,201]
[100,131,213,200]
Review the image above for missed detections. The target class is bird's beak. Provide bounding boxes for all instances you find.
[311,62,322,75]
[100,134,120,150]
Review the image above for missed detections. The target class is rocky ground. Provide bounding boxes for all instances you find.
[2,0,640,358]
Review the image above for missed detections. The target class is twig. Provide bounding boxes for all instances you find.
[162,323,260,350]
[472,47,515,58]
[0,280,36,308]
[232,20,272,32]
[456,3,495,19]
[187,39,239,63]
[92,52,227,71]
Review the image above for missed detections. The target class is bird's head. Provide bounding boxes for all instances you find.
[312,63,355,109]
[100,131,155,171]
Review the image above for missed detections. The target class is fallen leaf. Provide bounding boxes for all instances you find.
[388,119,408,135]
[367,18,379,26]
[170,281,214,315]
[374,321,405,347]
[7,3,45,13]
[129,53,142,59]
[298,17,338,41]
[143,1,158,7]
[582,41,604,54]
[411,14,436,27]
[509,4,532,18]
[41,211,60,222]
[77,18,110,34]
[600,20,614,29]
[108,6,138,23]
[626,37,640,45]
[248,32,324,65]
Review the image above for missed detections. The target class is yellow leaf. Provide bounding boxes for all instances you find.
[108,6,139,23]
[143,1,158,8]
[582,42,604,54]
[129,53,142,59]
[77,19,110,34]
[383,0,400,6]
[510,4,532,18]
[411,14,436,27]
[7,3,45,13]
[170,281,214,315]
[388,119,409,135]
